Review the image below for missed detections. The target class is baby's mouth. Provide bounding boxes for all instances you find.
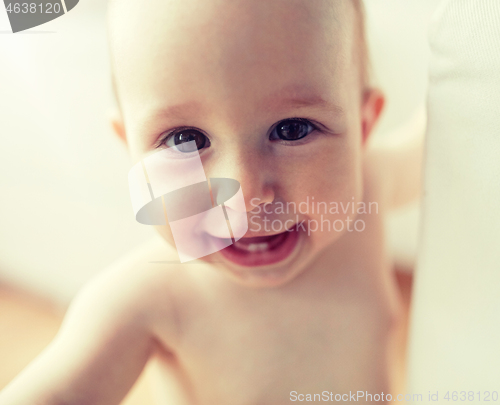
[217,227,301,267]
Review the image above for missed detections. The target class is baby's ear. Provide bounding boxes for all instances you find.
[109,109,127,145]
[361,88,385,146]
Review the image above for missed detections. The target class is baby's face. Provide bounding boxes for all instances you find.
[111,0,382,287]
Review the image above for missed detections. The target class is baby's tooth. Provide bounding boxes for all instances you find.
[233,240,270,252]
[247,243,269,252]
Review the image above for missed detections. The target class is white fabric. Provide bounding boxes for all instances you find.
[408,0,500,397]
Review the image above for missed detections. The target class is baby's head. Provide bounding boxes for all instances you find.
[109,0,384,286]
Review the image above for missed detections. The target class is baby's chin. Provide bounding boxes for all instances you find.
[211,227,306,287]
[208,222,344,288]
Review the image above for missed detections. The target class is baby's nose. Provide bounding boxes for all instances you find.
[208,149,275,212]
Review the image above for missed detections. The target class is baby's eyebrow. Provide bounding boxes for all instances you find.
[138,101,204,134]
[262,86,344,116]
[267,96,343,113]
[151,101,203,121]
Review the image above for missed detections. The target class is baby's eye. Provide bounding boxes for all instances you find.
[163,129,210,152]
[270,118,316,142]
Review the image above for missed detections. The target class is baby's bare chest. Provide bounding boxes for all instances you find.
[153,270,395,405]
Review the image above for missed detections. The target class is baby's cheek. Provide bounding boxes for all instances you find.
[298,170,364,248]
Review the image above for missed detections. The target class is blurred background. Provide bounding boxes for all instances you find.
[0,0,441,402]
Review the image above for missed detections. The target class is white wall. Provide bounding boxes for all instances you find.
[0,0,153,304]
[364,0,442,268]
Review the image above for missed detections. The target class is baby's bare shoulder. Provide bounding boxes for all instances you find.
[74,235,183,347]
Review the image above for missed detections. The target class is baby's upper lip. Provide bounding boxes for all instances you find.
[220,225,298,240]
[206,232,284,240]
[206,221,301,240]
[237,233,285,242]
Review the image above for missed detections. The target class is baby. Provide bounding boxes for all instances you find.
[0,0,424,404]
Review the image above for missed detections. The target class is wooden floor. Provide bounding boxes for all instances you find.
[0,284,155,405]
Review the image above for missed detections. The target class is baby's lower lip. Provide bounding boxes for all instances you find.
[218,228,300,267]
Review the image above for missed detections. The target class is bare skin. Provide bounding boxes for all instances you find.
[0,0,424,404]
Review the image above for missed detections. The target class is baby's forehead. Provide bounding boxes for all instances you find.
[108,0,357,66]
[109,0,354,28]
[108,0,361,120]
[110,0,355,47]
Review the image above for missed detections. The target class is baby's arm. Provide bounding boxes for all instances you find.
[367,105,426,209]
[0,242,175,405]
